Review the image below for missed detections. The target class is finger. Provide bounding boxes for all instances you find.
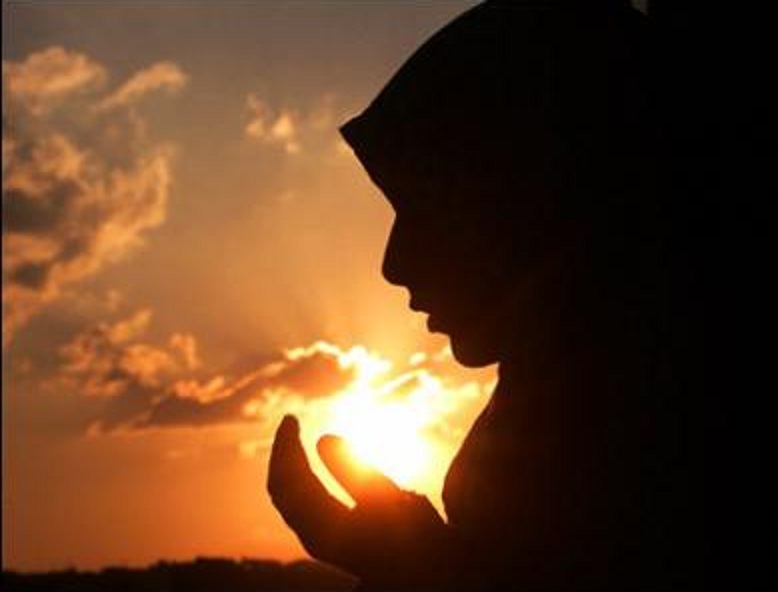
[267,416,350,560]
[268,415,311,501]
[317,434,405,506]
[268,415,340,513]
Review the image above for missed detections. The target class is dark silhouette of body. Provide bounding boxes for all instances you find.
[268,1,707,589]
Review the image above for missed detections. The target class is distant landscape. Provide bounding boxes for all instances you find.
[2,558,356,591]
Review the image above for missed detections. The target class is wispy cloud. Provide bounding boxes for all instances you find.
[2,46,107,113]
[244,93,301,154]
[243,93,348,156]
[97,61,188,111]
[2,47,187,343]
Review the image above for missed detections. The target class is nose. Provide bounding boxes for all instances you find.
[381,215,415,288]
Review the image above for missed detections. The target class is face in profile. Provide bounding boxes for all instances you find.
[340,0,651,371]
[379,180,526,369]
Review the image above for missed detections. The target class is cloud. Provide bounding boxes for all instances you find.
[65,317,493,441]
[2,47,186,343]
[52,303,492,440]
[54,309,206,433]
[137,342,360,430]
[244,94,301,154]
[2,46,107,113]
[243,93,349,156]
[59,309,187,398]
[169,332,200,371]
[58,313,359,433]
[270,341,360,398]
[97,62,188,111]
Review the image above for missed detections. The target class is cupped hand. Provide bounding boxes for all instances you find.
[267,415,452,589]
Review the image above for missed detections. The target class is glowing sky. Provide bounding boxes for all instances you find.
[1,1,496,571]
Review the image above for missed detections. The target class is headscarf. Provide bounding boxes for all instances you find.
[340,0,654,219]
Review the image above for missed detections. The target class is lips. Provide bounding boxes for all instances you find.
[409,289,463,335]
[409,296,440,331]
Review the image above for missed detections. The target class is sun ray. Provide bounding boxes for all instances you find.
[299,344,490,497]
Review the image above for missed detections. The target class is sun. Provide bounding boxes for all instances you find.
[315,346,447,491]
[325,389,431,487]
[284,342,493,506]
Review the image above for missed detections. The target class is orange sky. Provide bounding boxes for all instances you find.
[1,1,495,572]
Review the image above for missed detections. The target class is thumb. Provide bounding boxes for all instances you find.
[317,435,404,506]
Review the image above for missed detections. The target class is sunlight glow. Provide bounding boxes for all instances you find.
[274,341,494,508]
[318,346,448,489]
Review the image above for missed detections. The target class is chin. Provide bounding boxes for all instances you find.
[449,334,500,368]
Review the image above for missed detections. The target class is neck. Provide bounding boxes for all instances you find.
[496,267,652,405]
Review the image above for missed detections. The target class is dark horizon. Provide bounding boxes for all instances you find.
[3,556,356,591]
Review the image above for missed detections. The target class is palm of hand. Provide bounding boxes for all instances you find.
[267,415,451,588]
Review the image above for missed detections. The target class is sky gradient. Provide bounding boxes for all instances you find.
[1,0,499,571]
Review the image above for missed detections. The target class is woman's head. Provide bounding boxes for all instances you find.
[341,1,663,367]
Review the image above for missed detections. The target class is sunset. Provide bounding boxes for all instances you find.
[2,0,489,573]
[4,1,717,590]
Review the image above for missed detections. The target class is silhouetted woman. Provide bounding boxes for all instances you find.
[268,1,705,589]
